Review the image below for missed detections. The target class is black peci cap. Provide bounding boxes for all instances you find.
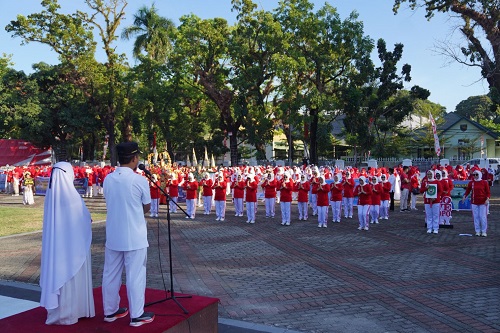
[116,141,142,157]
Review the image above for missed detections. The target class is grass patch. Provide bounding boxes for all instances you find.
[0,206,107,237]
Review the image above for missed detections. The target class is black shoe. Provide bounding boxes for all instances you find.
[130,312,155,327]
[104,307,129,322]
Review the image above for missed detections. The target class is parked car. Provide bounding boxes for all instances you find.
[461,158,500,172]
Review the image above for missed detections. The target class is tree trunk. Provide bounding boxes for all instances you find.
[309,108,319,165]
[229,129,238,166]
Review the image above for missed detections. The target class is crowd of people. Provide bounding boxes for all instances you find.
[0,157,493,236]
[0,141,494,328]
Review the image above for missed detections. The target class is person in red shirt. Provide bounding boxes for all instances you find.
[379,174,391,220]
[295,173,310,220]
[261,172,277,218]
[329,173,343,223]
[409,168,420,211]
[420,170,442,234]
[354,176,372,230]
[244,174,258,223]
[316,175,330,228]
[213,172,227,221]
[183,173,198,219]
[463,169,490,236]
[310,167,320,216]
[166,172,180,213]
[231,173,245,217]
[399,166,410,212]
[370,176,382,224]
[149,174,161,217]
[200,172,214,215]
[278,172,294,226]
[342,170,355,219]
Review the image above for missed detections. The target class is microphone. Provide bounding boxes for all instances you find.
[138,163,152,177]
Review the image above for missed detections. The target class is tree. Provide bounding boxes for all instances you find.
[229,0,283,160]
[274,0,374,164]
[173,14,242,165]
[121,4,175,62]
[6,0,131,165]
[455,95,495,121]
[393,1,500,105]
[122,4,177,158]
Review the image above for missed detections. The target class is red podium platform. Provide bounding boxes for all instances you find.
[1,286,219,333]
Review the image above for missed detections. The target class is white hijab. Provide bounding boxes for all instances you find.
[40,162,92,309]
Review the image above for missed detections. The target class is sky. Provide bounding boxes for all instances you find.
[0,0,489,113]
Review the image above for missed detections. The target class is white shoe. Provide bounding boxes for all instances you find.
[281,221,286,225]
[285,222,290,226]
[155,214,158,217]
[481,233,487,237]
[216,217,220,221]
[364,227,369,231]
[318,224,322,228]
[186,216,190,219]
[427,229,432,234]
[220,218,224,221]
[250,220,255,224]
[475,232,481,236]
[322,224,327,228]
[432,230,438,234]
[375,220,379,224]
[357,226,362,230]
[246,220,250,223]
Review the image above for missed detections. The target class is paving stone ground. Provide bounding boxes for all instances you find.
[0,186,499,333]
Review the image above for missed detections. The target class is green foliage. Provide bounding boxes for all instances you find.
[393,1,500,108]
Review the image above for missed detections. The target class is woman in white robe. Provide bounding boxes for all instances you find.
[40,161,95,325]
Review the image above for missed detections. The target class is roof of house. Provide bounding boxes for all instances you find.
[437,112,498,139]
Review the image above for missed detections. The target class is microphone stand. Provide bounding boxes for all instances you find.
[142,171,191,314]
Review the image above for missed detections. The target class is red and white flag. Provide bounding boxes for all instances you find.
[429,112,441,156]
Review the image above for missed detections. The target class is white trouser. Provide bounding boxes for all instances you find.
[411,192,417,209]
[234,198,243,216]
[370,204,380,222]
[343,197,353,217]
[330,201,341,222]
[471,204,488,234]
[186,198,196,218]
[298,202,308,219]
[246,201,256,221]
[425,203,440,231]
[86,185,93,198]
[317,205,328,224]
[215,200,226,219]
[310,194,318,214]
[169,196,178,213]
[358,205,370,229]
[203,195,212,214]
[150,198,159,215]
[280,201,291,223]
[380,200,389,218]
[102,247,147,319]
[265,197,275,217]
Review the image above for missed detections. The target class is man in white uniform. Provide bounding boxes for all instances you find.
[102,141,154,327]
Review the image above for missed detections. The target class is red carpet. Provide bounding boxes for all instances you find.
[1,286,219,333]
